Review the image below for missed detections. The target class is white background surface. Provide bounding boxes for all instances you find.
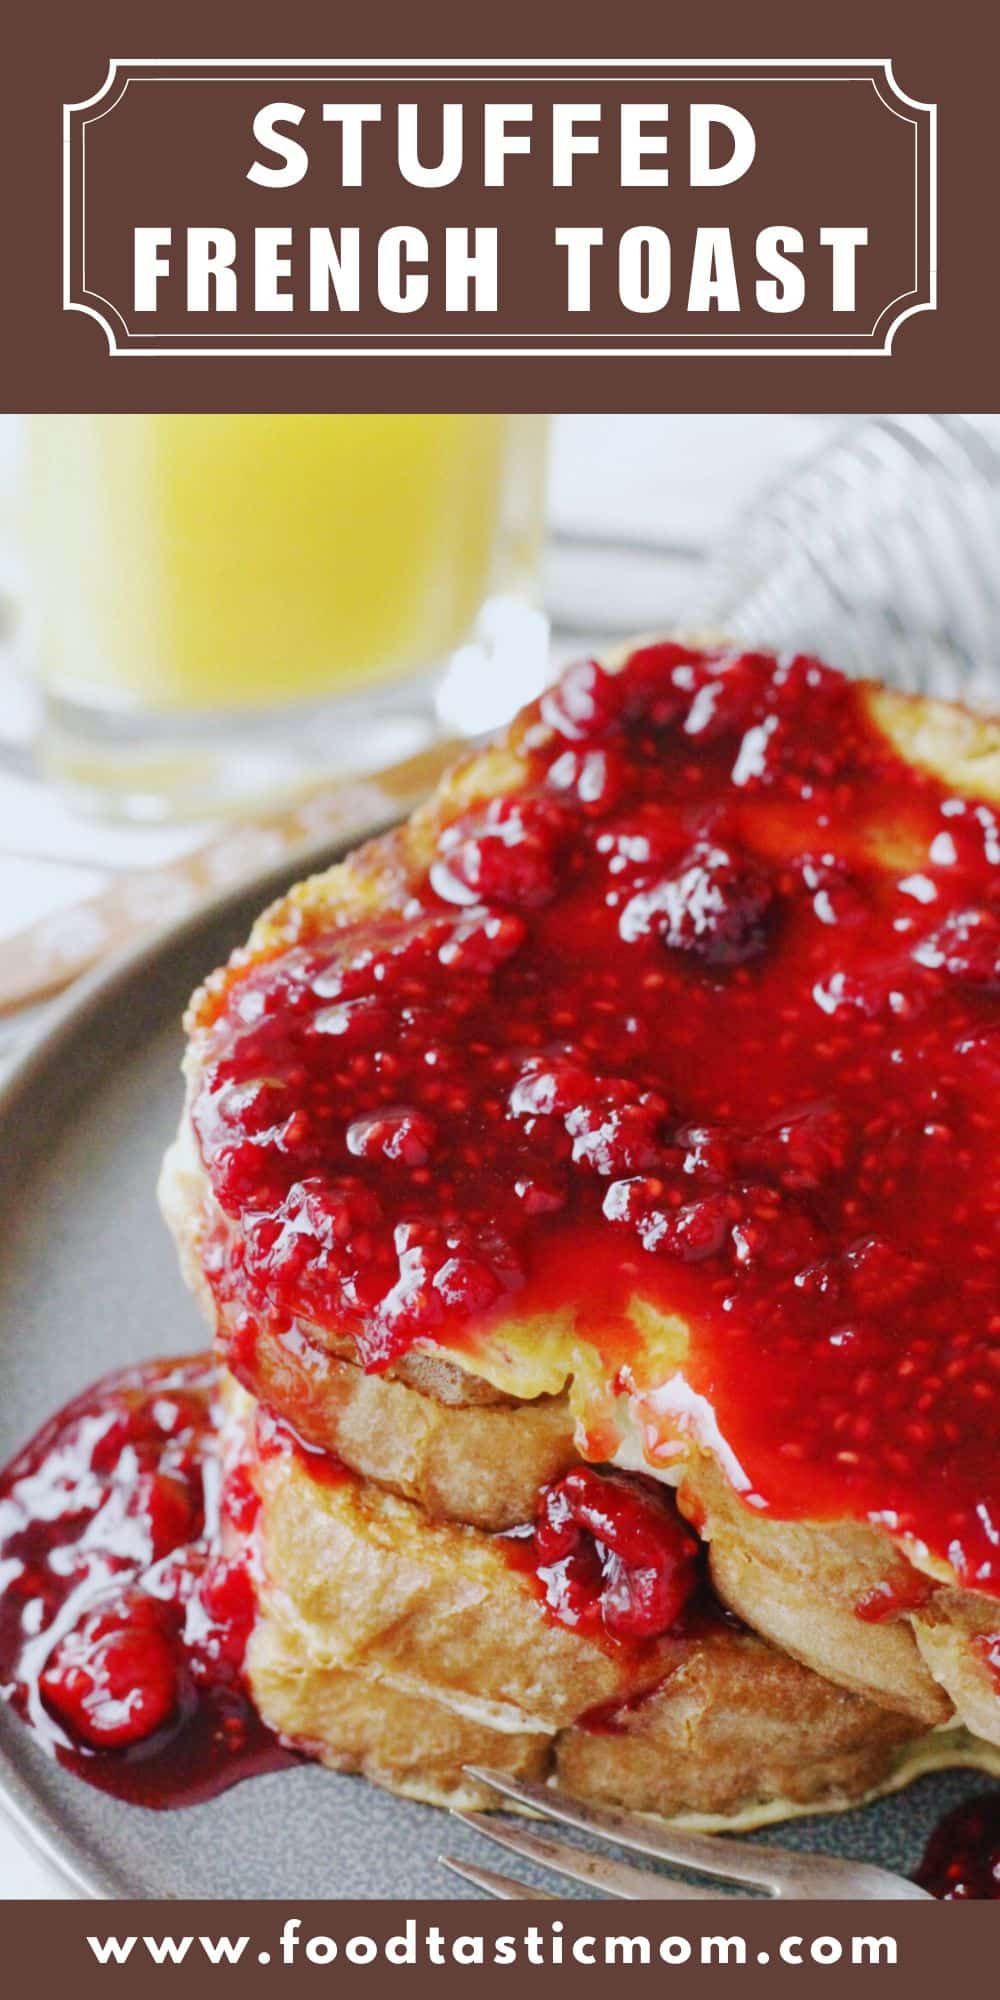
[0,410,836,1895]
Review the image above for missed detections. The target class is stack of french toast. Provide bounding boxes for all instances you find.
[161,639,1000,1828]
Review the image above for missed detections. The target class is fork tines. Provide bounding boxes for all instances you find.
[440,1767,932,1901]
[447,1811,726,1900]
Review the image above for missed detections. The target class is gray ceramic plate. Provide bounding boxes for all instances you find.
[0,837,987,1898]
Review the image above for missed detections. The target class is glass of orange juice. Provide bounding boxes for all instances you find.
[23,414,549,819]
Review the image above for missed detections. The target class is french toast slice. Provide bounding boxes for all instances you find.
[232,1380,927,1825]
[676,1452,952,1727]
[248,1614,553,1811]
[219,1308,575,1531]
[165,642,1000,1750]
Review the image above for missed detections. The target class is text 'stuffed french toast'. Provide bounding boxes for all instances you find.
[163,641,1000,1750]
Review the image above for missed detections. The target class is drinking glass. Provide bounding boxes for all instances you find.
[22,413,549,819]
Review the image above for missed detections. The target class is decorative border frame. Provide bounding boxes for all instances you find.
[63,57,937,358]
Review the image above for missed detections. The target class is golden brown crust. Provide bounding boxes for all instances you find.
[251,1434,675,1729]
[248,1620,552,1810]
[557,1626,918,1823]
[677,1451,1000,1753]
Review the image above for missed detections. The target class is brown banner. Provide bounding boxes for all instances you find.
[0,1899,995,1995]
[0,0,997,409]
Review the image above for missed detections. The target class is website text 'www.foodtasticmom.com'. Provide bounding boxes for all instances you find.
[83,1915,899,1971]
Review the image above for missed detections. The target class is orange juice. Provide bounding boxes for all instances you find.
[28,415,545,713]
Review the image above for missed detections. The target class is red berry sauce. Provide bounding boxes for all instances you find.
[498,1464,738,1725]
[530,1466,699,1641]
[916,1792,1000,1899]
[0,1356,294,1806]
[190,645,1000,1594]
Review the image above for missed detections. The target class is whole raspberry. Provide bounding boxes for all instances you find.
[534,1467,699,1639]
[619,843,776,967]
[41,1595,179,1748]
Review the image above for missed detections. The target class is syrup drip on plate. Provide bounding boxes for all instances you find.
[916,1791,1000,1899]
[0,1356,295,1807]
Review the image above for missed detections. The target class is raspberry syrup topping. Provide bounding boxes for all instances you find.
[191,645,1000,1592]
[531,1467,699,1640]
[0,1357,292,1806]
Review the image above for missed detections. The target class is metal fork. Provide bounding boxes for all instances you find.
[439,1769,932,1901]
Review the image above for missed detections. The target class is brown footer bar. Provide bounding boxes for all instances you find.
[0,1900,986,1996]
